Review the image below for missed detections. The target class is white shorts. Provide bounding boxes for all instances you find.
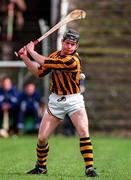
[48,93,85,120]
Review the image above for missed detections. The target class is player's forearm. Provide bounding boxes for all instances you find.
[28,50,46,65]
[21,55,39,77]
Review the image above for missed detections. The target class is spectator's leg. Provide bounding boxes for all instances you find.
[64,114,75,136]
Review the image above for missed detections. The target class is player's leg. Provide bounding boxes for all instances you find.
[70,108,98,177]
[38,110,61,145]
[70,108,89,137]
[27,110,61,174]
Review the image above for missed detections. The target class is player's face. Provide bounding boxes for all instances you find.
[61,39,78,55]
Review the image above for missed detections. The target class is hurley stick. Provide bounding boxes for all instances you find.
[15,9,86,57]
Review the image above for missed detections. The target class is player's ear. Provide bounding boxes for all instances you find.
[75,42,79,50]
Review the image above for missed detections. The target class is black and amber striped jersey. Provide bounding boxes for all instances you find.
[38,50,81,95]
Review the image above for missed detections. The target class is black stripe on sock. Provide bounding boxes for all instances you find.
[81,149,93,154]
[80,137,90,141]
[80,142,92,147]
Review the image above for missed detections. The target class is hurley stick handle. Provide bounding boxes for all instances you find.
[3,110,9,131]
[14,40,39,57]
[14,9,86,57]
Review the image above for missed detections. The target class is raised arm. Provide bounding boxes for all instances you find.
[26,41,47,65]
[19,46,39,78]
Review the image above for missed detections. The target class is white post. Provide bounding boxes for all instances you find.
[57,0,69,50]
[39,19,50,104]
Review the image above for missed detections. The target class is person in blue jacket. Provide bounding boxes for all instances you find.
[17,82,41,133]
[0,76,19,134]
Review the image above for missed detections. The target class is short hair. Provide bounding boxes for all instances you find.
[63,29,80,43]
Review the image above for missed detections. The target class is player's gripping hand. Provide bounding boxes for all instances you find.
[18,46,27,58]
[26,41,35,54]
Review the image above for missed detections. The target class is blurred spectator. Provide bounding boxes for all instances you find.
[0,76,19,135]
[17,82,41,134]
[16,0,51,54]
[0,0,26,60]
[0,0,27,41]
[63,114,75,136]
[0,0,51,59]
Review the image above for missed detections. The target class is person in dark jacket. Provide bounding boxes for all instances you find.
[17,82,41,133]
[0,76,19,134]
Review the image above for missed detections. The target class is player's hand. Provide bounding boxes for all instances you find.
[26,41,35,53]
[18,46,27,58]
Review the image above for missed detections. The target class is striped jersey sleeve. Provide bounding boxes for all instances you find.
[38,50,81,95]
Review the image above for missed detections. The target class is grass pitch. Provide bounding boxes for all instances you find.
[0,135,130,180]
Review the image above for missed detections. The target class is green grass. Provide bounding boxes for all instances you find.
[0,135,131,180]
